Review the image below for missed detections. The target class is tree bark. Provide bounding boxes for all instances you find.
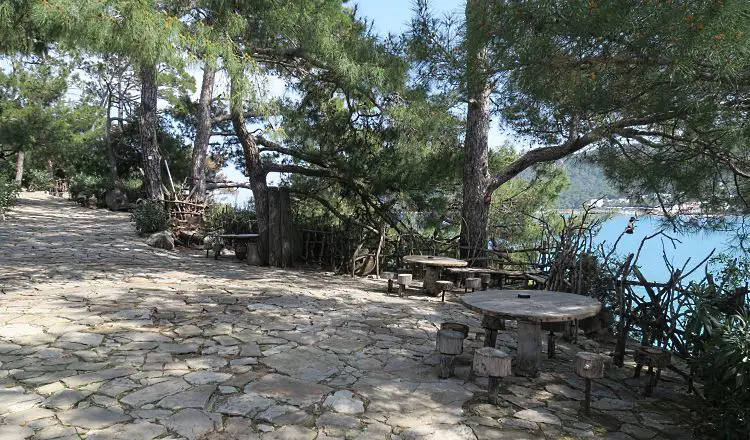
[14,150,24,185]
[230,74,270,265]
[459,0,492,264]
[138,64,163,200]
[105,91,121,187]
[189,62,216,204]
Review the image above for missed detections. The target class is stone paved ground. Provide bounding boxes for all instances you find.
[0,192,701,440]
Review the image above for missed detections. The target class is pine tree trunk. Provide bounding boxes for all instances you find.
[459,0,492,264]
[105,93,120,187]
[189,62,216,204]
[14,150,24,185]
[139,64,163,200]
[230,73,270,265]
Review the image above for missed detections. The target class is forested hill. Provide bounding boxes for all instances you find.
[556,159,622,209]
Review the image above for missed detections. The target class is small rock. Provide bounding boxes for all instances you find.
[145,231,174,250]
[323,390,365,414]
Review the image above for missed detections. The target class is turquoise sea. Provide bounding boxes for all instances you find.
[593,215,744,284]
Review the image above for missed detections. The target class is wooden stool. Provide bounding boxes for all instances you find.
[435,280,453,302]
[574,352,605,414]
[436,330,464,378]
[440,322,469,338]
[465,277,481,292]
[481,315,505,348]
[473,347,512,404]
[381,272,396,293]
[479,273,491,291]
[633,346,671,396]
[397,274,412,297]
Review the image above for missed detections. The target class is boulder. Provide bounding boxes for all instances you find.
[146,231,175,250]
[105,188,129,211]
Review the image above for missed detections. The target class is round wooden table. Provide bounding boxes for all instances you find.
[402,255,468,295]
[461,290,602,377]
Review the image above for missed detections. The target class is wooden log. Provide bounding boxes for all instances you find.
[440,322,469,338]
[423,266,441,295]
[516,320,542,377]
[473,347,512,377]
[267,188,281,267]
[381,271,396,293]
[481,315,505,348]
[465,277,481,292]
[436,330,463,355]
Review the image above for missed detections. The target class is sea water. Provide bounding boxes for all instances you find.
[593,215,744,284]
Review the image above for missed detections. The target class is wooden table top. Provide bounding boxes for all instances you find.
[218,234,259,239]
[402,255,469,268]
[461,290,601,322]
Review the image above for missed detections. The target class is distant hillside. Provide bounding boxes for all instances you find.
[556,159,622,209]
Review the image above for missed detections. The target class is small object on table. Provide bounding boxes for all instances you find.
[473,347,512,404]
[574,351,605,414]
[435,280,453,302]
[440,322,469,338]
[481,315,506,348]
[397,273,412,297]
[381,271,396,293]
[436,329,463,379]
[633,346,671,397]
[464,277,481,293]
[479,273,491,291]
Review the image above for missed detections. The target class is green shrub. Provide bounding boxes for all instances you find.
[0,175,20,218]
[25,168,53,191]
[204,203,256,234]
[69,173,108,200]
[694,313,750,439]
[131,200,170,235]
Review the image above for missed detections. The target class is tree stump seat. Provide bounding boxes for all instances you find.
[464,277,481,292]
[436,329,464,379]
[479,273,491,290]
[573,351,606,414]
[397,273,412,297]
[633,346,671,396]
[440,322,469,338]
[435,280,453,302]
[381,271,397,293]
[473,347,512,404]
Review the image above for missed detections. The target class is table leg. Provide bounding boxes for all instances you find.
[423,266,440,296]
[516,320,542,377]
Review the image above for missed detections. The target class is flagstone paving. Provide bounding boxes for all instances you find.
[0,192,701,439]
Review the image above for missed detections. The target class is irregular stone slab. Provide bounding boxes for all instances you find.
[34,425,80,440]
[61,367,136,388]
[158,384,216,410]
[57,406,131,429]
[185,356,228,370]
[159,343,199,354]
[87,421,166,440]
[514,409,562,426]
[591,398,635,411]
[117,331,172,342]
[0,387,44,413]
[620,423,657,440]
[215,393,274,416]
[261,346,341,382]
[184,371,233,385]
[97,377,139,397]
[470,426,543,440]
[0,425,33,440]
[240,343,262,357]
[164,408,219,440]
[261,425,317,440]
[400,424,477,440]
[257,405,314,426]
[42,389,93,410]
[245,373,332,406]
[175,325,203,338]
[323,390,365,414]
[2,406,56,425]
[120,378,191,407]
[60,332,104,346]
[316,411,362,437]
[544,384,584,401]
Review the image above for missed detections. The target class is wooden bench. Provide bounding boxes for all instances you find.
[445,267,548,289]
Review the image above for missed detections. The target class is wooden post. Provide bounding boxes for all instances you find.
[481,315,505,348]
[423,266,441,295]
[516,320,542,377]
[436,330,463,379]
[279,188,294,267]
[267,188,281,267]
[435,280,453,302]
[397,274,412,297]
[480,273,491,290]
[381,272,395,293]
